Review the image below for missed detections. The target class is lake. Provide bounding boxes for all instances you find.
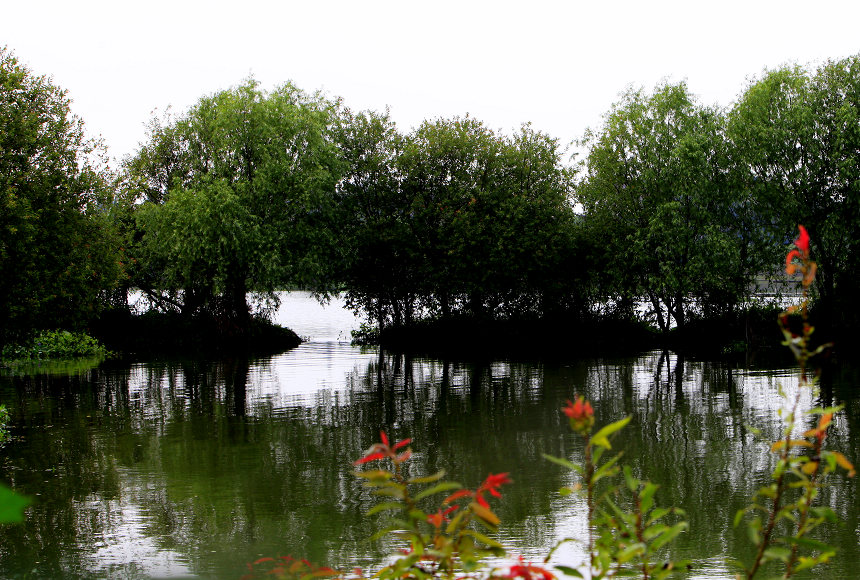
[1,292,857,579]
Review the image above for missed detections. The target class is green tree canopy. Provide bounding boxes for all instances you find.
[0,47,122,346]
[577,82,746,331]
[338,115,579,328]
[122,79,345,330]
[728,56,860,332]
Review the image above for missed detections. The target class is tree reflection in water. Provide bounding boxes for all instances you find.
[0,348,857,578]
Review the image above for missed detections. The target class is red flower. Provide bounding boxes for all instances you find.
[785,250,801,275]
[479,472,512,498]
[785,225,817,285]
[474,472,512,507]
[563,396,595,434]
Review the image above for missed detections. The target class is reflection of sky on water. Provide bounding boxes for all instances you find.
[248,344,379,409]
[273,292,362,343]
[79,480,193,577]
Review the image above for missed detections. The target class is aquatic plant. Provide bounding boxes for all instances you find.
[0,330,109,361]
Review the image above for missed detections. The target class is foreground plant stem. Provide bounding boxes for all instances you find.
[584,433,596,577]
[746,389,801,579]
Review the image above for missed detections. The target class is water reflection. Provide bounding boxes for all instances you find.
[0,345,857,578]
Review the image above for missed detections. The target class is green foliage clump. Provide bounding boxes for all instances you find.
[338,113,584,331]
[578,82,752,333]
[729,57,860,336]
[121,79,344,332]
[0,47,123,346]
[0,330,108,361]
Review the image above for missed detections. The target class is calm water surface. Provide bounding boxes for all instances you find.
[1,292,858,579]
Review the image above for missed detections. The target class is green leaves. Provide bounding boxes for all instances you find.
[0,48,122,343]
[737,395,853,577]
[729,57,860,334]
[578,79,775,332]
[590,416,631,450]
[412,482,462,502]
[0,484,31,524]
[544,407,689,580]
[541,453,583,474]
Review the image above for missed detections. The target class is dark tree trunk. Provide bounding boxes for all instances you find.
[222,272,250,336]
[674,292,685,330]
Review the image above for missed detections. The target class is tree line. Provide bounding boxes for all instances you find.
[3,45,860,349]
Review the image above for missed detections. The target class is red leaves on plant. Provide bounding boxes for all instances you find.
[784,224,821,300]
[480,472,512,495]
[444,472,511,509]
[785,249,801,275]
[354,432,413,465]
[804,412,833,443]
[786,225,811,275]
[444,489,474,504]
[427,505,458,527]
[354,451,387,465]
[563,397,593,421]
[504,557,557,580]
[474,472,512,508]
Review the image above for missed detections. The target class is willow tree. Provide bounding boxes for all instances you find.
[123,80,344,330]
[577,82,744,331]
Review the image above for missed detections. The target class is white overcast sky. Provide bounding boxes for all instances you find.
[3,0,859,162]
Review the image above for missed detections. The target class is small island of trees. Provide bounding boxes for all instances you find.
[3,45,860,356]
